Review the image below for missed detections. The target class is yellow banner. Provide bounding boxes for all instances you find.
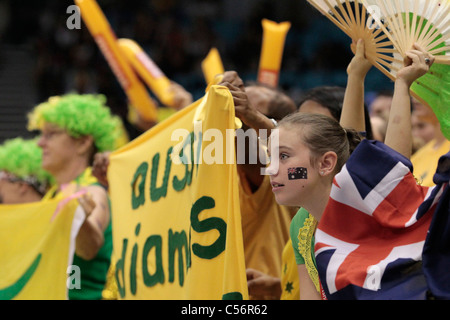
[0,198,84,300]
[108,85,248,299]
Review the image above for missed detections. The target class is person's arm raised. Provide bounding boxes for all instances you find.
[384,43,434,159]
[340,39,372,132]
[75,185,110,260]
[219,71,275,131]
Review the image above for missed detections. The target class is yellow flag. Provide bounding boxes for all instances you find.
[108,85,248,299]
[0,198,85,300]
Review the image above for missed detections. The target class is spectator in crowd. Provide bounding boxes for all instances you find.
[0,137,52,204]
[27,93,125,300]
[411,99,450,186]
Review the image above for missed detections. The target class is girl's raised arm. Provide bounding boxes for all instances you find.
[340,39,372,132]
[385,44,434,159]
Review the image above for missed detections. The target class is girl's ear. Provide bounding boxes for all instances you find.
[318,151,338,176]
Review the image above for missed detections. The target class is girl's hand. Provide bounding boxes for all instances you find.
[396,43,434,87]
[347,39,373,79]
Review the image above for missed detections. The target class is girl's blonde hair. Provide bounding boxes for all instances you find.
[278,113,362,174]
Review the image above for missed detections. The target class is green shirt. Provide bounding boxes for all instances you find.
[289,207,320,293]
[69,218,112,300]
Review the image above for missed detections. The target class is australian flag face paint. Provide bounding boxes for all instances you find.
[288,167,307,180]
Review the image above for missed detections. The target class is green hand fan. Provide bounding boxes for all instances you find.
[361,0,450,139]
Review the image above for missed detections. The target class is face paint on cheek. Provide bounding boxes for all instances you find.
[288,167,307,180]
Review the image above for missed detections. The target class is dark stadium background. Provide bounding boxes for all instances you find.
[0,0,393,143]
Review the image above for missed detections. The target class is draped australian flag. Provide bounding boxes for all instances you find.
[315,140,450,300]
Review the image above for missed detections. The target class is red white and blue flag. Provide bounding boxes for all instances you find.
[315,140,450,299]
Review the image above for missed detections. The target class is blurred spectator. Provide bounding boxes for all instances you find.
[411,98,439,147]
[411,100,450,186]
[0,0,394,144]
[369,90,393,120]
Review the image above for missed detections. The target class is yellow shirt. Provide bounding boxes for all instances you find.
[411,139,450,187]
[280,239,300,300]
[238,171,292,278]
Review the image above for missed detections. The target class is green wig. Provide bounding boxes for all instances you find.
[0,137,53,193]
[28,94,125,152]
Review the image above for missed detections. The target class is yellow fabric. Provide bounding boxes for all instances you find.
[157,107,177,122]
[114,119,130,150]
[238,172,292,278]
[297,213,319,294]
[42,167,98,201]
[76,0,158,122]
[0,198,84,299]
[102,261,119,300]
[107,85,248,299]
[411,139,450,187]
[280,239,300,300]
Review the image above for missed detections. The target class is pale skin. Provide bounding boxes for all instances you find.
[297,265,320,300]
[38,123,110,260]
[340,39,373,133]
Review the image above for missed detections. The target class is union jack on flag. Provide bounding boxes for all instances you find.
[314,140,450,300]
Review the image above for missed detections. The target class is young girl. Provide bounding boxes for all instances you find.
[268,112,362,299]
[268,43,440,299]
